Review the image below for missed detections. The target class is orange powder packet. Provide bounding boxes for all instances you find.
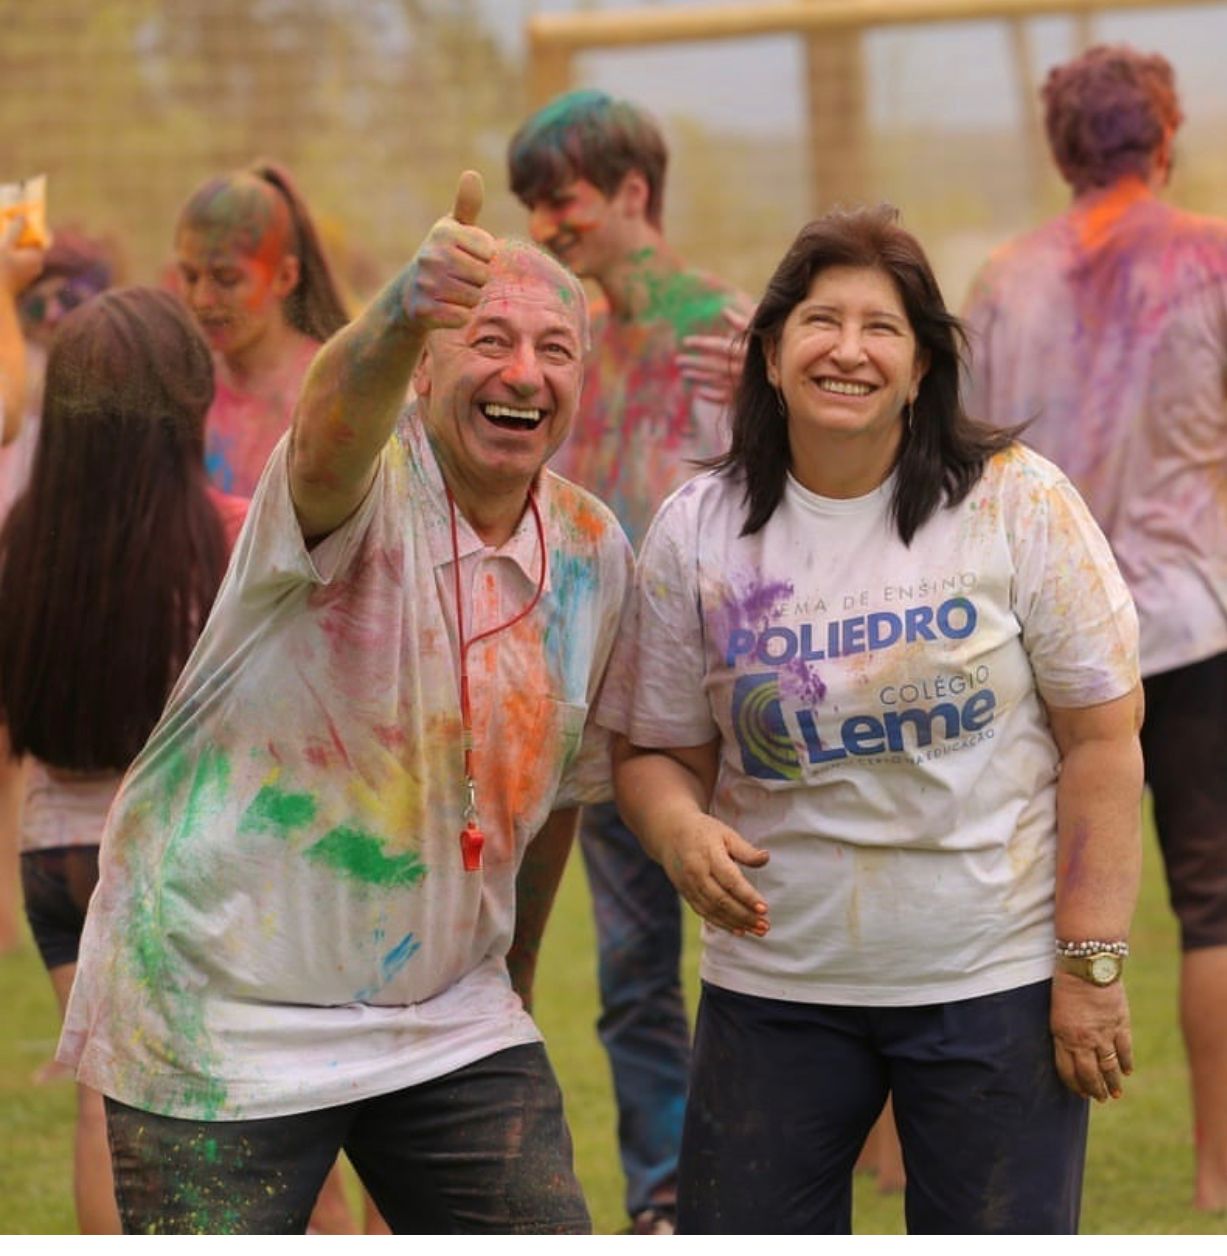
[0,174,50,248]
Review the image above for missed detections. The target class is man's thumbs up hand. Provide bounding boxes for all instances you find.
[400,170,495,332]
[451,169,484,228]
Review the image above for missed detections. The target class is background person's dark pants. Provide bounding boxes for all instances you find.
[579,799,689,1219]
[21,845,101,969]
[104,1043,590,1234]
[679,980,1087,1234]
[1141,650,1227,950]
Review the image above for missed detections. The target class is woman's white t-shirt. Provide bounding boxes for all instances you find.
[598,445,1140,1007]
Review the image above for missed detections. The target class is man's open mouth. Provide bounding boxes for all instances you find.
[480,402,545,431]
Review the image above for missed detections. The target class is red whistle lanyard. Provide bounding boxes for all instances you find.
[447,485,547,871]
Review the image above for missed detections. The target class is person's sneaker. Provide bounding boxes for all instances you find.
[629,1207,676,1235]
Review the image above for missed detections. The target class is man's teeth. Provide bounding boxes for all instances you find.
[481,403,543,427]
[818,379,873,396]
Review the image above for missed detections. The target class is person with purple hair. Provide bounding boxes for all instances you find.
[964,43,1227,1212]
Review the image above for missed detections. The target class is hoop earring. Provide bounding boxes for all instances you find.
[774,387,786,417]
[904,400,914,432]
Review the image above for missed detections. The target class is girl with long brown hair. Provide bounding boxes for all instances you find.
[0,287,246,1232]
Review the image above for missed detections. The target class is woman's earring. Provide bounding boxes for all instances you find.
[774,387,786,417]
[904,400,914,432]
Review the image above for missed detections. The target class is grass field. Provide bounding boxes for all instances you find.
[1,804,1225,1234]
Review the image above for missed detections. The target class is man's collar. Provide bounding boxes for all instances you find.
[405,407,552,591]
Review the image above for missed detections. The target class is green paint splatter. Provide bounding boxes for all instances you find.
[177,1072,229,1124]
[305,826,426,888]
[181,746,232,841]
[125,744,234,1122]
[155,744,194,828]
[639,265,733,339]
[239,785,317,836]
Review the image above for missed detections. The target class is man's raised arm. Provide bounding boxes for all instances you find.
[290,170,492,539]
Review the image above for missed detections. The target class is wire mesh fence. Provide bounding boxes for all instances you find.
[3,0,1225,309]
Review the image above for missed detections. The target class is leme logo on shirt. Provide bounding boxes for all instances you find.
[728,596,997,779]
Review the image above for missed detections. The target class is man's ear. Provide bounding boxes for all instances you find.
[271,252,301,301]
[412,342,433,398]
[614,170,650,219]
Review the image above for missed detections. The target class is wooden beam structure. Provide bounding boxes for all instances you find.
[528,0,1225,49]
[525,0,1222,208]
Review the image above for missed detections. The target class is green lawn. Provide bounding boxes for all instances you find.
[2,806,1224,1233]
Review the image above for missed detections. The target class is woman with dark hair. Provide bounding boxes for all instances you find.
[602,206,1145,1233]
[0,287,246,1232]
[175,160,349,498]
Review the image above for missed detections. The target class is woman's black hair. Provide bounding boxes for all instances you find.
[713,205,1017,544]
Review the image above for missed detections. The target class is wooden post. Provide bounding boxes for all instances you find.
[804,18,869,213]
[527,25,573,109]
[1007,19,1048,207]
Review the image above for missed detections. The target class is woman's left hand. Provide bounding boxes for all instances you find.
[1049,969,1134,1102]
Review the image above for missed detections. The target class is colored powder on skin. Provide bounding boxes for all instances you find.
[238,783,317,836]
[305,825,427,888]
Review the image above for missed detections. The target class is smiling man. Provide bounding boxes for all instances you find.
[507,89,752,1236]
[58,172,632,1235]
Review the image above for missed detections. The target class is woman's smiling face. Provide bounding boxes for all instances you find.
[766,264,927,487]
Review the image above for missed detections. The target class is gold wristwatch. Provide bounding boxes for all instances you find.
[1055,951,1124,986]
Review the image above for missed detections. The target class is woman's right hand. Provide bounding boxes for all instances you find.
[661,812,770,936]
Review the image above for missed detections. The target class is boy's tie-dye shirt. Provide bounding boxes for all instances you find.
[550,268,749,550]
[59,409,631,1121]
[963,183,1227,676]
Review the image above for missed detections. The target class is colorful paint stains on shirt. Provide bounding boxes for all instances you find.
[598,447,1139,1007]
[550,268,748,550]
[204,338,319,498]
[963,184,1227,676]
[59,410,632,1120]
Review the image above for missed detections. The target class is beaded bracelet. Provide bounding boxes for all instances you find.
[1054,939,1130,958]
